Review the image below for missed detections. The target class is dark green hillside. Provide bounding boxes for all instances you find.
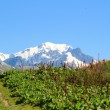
[0,61,110,110]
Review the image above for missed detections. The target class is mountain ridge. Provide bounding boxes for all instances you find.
[0,42,94,68]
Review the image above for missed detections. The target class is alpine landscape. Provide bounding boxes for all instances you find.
[0,0,110,110]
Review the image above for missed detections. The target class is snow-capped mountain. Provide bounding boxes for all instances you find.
[0,53,10,62]
[15,42,72,59]
[0,42,94,68]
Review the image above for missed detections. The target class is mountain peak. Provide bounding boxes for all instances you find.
[42,42,55,45]
[0,42,94,68]
[39,42,73,52]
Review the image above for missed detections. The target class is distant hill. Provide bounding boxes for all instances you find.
[0,62,13,73]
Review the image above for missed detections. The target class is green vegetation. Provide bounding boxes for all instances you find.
[0,81,40,110]
[0,61,110,110]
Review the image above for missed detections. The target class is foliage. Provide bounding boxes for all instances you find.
[0,61,110,110]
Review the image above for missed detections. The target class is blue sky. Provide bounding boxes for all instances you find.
[0,0,110,60]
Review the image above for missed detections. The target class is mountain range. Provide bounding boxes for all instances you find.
[0,42,94,68]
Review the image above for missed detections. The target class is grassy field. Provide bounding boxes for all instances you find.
[0,60,110,110]
[0,82,40,110]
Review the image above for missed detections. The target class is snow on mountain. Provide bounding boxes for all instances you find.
[15,47,39,59]
[55,52,83,68]
[71,48,93,63]
[14,42,72,60]
[3,42,94,68]
[26,42,74,66]
[38,42,73,53]
[65,52,82,65]
[0,53,10,61]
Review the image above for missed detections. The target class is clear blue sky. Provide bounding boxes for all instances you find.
[0,0,110,60]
